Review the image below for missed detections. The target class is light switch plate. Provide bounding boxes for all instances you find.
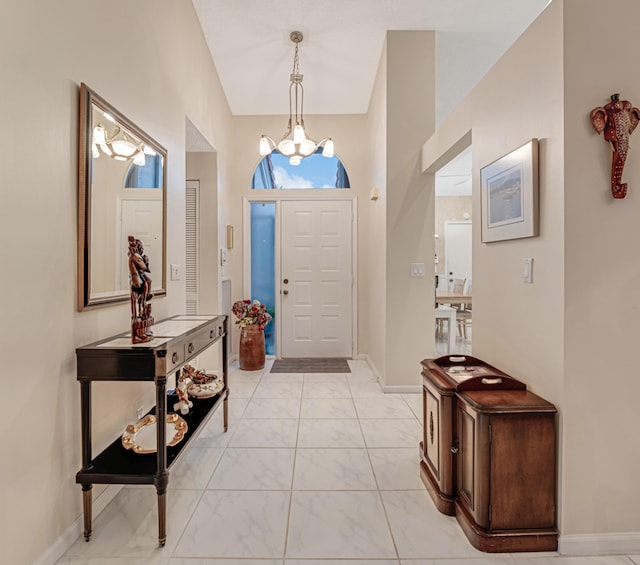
[410,262,425,277]
[170,264,181,281]
[523,258,533,283]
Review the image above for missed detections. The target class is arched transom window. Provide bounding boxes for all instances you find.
[252,149,350,189]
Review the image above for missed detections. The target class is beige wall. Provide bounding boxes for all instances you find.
[0,1,232,562]
[562,0,640,537]
[385,31,436,386]
[362,39,389,375]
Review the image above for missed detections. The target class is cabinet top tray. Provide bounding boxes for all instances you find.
[421,355,526,392]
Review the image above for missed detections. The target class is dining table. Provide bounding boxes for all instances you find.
[435,293,472,353]
[436,292,472,307]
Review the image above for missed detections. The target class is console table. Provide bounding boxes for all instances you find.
[76,314,228,547]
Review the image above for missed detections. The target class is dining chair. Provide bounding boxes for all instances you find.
[456,280,472,338]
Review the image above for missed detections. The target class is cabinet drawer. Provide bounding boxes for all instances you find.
[184,323,223,359]
[166,342,184,371]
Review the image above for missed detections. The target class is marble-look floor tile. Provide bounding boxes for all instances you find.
[62,488,200,562]
[229,418,298,447]
[368,448,425,490]
[347,359,374,374]
[169,447,224,490]
[284,559,398,565]
[401,393,423,420]
[300,397,357,419]
[303,380,352,398]
[243,396,301,419]
[293,448,377,490]
[253,380,303,398]
[224,395,250,419]
[228,379,260,398]
[260,372,304,383]
[174,490,290,558]
[353,396,416,419]
[297,419,365,448]
[167,559,282,565]
[208,447,295,490]
[191,417,237,448]
[304,373,349,382]
[286,491,396,559]
[382,490,483,558]
[349,382,385,397]
[57,558,170,564]
[360,418,422,448]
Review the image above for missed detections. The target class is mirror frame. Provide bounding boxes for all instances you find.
[78,83,167,311]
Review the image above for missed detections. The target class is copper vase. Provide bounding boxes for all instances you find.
[239,325,265,370]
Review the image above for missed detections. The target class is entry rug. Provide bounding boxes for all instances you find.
[270,358,351,373]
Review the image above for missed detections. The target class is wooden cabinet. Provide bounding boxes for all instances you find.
[76,315,228,547]
[455,389,557,552]
[420,355,558,553]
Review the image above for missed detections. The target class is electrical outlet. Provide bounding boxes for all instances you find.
[136,406,145,420]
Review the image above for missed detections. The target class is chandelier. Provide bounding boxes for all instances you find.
[92,116,155,166]
[259,31,334,166]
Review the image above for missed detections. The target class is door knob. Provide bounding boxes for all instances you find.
[283,289,289,295]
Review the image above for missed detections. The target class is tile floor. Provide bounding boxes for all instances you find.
[57,360,638,565]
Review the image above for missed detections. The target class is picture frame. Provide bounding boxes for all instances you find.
[480,139,539,243]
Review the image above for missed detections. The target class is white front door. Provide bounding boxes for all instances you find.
[281,200,353,358]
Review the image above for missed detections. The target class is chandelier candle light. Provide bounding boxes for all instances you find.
[92,112,156,166]
[259,31,334,165]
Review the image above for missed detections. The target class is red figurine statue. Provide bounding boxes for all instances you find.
[128,235,154,343]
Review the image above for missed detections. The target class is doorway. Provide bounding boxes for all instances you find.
[247,198,355,359]
[435,147,473,355]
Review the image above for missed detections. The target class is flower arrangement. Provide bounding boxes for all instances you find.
[232,299,272,330]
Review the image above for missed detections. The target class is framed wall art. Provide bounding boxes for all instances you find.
[480,139,539,243]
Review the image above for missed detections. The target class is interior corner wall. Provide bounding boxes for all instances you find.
[0,1,232,562]
[385,31,436,387]
[561,0,640,537]
[186,151,221,370]
[362,39,388,377]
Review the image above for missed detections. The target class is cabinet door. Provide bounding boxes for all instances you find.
[489,413,556,530]
[423,382,455,497]
[457,403,476,510]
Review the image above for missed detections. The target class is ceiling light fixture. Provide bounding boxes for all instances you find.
[92,120,149,166]
[259,31,334,166]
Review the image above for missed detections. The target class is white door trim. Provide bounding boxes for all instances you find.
[243,193,358,359]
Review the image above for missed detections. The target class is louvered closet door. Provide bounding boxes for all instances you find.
[281,200,352,358]
[185,180,199,314]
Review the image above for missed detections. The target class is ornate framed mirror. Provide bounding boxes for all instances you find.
[78,83,167,310]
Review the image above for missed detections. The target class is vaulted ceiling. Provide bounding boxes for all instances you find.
[192,0,550,122]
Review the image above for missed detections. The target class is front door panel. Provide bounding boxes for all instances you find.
[281,200,352,358]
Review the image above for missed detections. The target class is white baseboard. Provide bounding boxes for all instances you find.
[35,484,123,565]
[559,532,640,555]
[355,354,421,394]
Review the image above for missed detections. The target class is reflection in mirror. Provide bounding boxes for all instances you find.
[78,83,166,310]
